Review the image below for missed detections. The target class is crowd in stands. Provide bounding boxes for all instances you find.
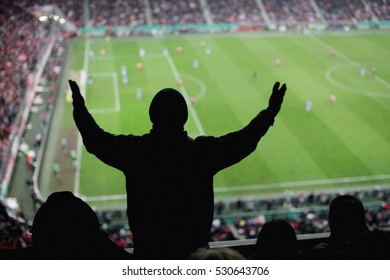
[51,0,390,27]
[102,192,388,259]
[263,0,323,24]
[216,187,389,215]
[0,1,71,235]
[0,0,52,172]
[3,0,389,33]
[0,198,31,250]
[370,0,390,21]
[345,0,375,22]
[89,188,390,250]
[208,0,264,26]
[89,0,146,27]
[210,188,390,241]
[150,0,206,26]
[316,0,356,21]
[16,34,69,213]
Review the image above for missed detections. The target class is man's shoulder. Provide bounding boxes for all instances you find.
[194,135,217,143]
[115,134,143,141]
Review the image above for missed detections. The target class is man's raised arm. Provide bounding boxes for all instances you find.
[242,81,286,138]
[201,81,287,172]
[68,80,129,170]
[68,79,100,140]
[266,81,287,120]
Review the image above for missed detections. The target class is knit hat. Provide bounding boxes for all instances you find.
[149,88,188,128]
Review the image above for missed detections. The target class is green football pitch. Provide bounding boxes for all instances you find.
[44,31,390,208]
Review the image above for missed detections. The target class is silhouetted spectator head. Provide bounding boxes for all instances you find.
[149,88,188,129]
[254,219,298,259]
[328,195,368,242]
[31,191,129,259]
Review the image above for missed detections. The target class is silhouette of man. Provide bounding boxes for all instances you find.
[69,80,286,259]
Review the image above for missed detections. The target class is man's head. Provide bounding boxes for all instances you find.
[328,195,368,238]
[32,191,101,249]
[31,191,130,259]
[149,88,188,129]
[255,219,297,259]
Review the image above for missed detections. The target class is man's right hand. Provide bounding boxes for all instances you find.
[267,81,287,117]
[69,80,85,106]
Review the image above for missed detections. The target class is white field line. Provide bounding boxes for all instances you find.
[82,173,390,201]
[89,72,121,114]
[165,54,205,135]
[310,35,390,91]
[88,72,115,76]
[376,75,390,88]
[180,73,207,101]
[91,53,162,61]
[84,194,127,202]
[215,174,390,193]
[311,35,360,67]
[325,64,390,99]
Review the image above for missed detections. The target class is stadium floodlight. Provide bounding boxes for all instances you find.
[38,15,48,22]
[29,4,76,32]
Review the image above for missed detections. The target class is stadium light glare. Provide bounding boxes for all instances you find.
[59,18,66,24]
[53,14,60,21]
[39,15,48,22]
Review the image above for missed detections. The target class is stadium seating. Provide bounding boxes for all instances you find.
[0,198,32,250]
[208,0,261,25]
[263,0,323,24]
[0,0,51,171]
[369,0,390,20]
[89,0,146,27]
[316,0,355,21]
[150,0,206,25]
[93,188,390,250]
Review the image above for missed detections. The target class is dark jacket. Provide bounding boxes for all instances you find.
[73,102,275,259]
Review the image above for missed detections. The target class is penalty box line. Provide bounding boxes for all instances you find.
[88,72,121,114]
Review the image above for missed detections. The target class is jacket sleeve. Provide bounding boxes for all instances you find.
[197,108,275,173]
[73,102,134,171]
